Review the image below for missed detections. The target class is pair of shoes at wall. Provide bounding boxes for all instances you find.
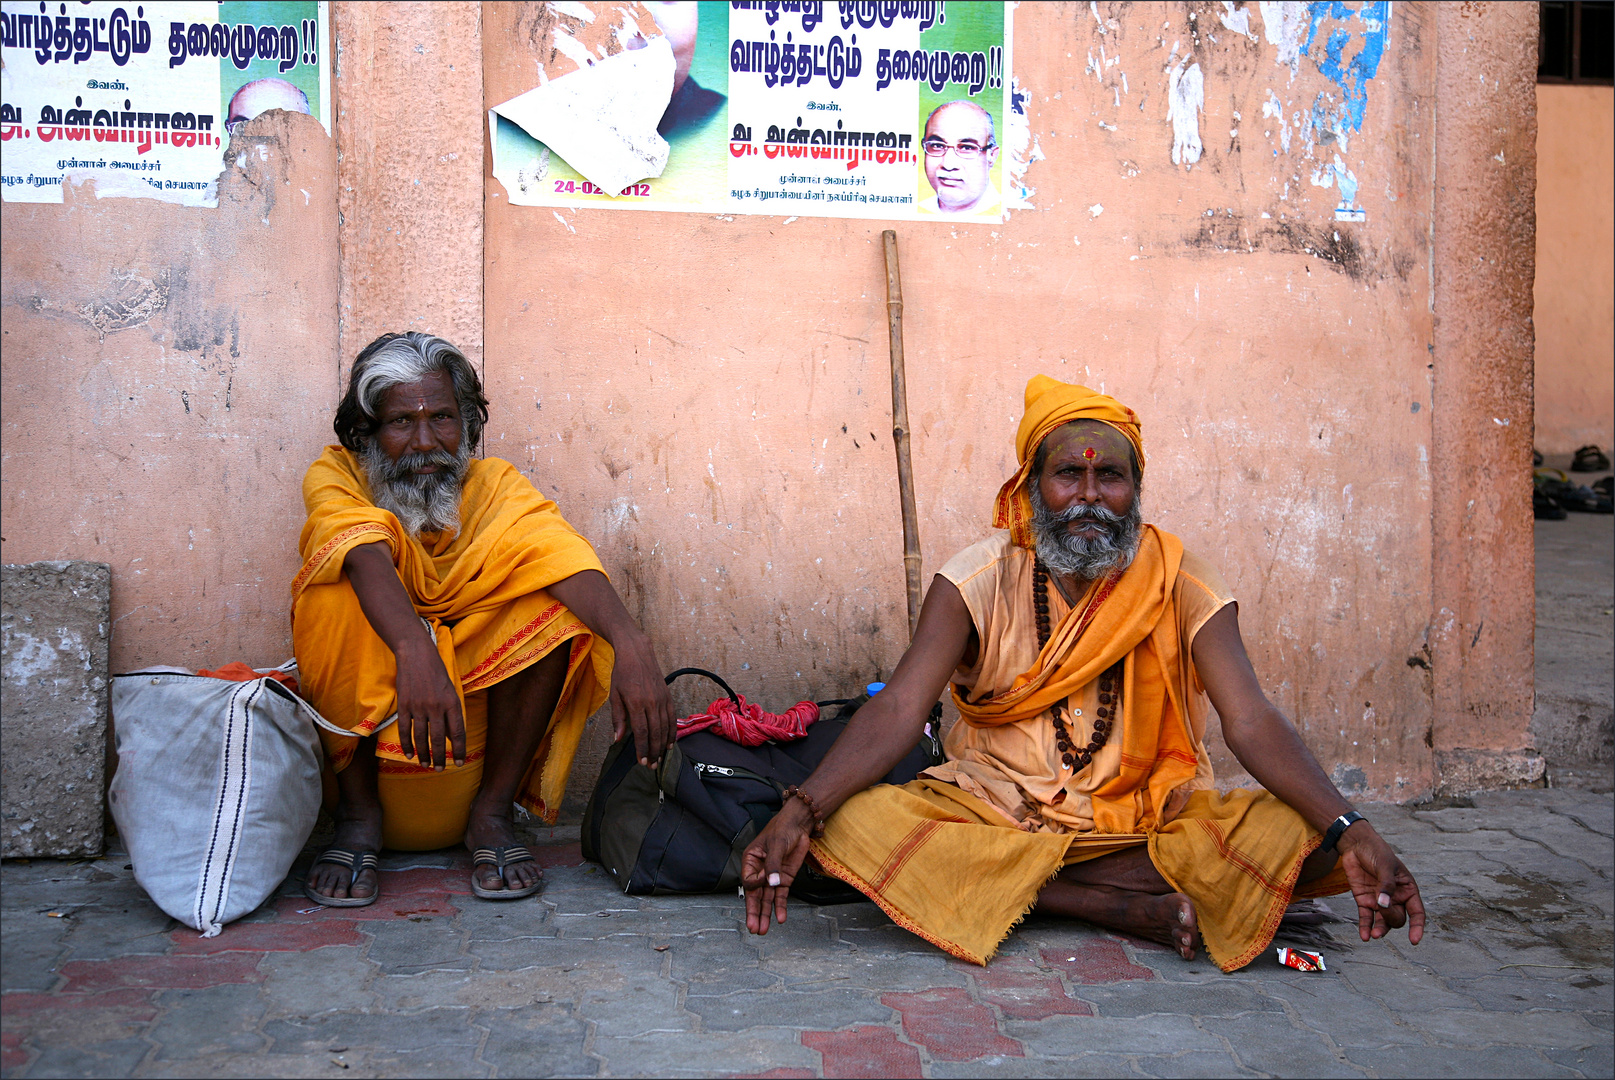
[1535,469,1614,515]
[1571,445,1611,472]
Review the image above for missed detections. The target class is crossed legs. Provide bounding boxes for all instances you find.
[1035,844,1341,959]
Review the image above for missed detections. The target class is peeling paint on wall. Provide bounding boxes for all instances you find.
[1167,59,1204,167]
[1005,77,1044,209]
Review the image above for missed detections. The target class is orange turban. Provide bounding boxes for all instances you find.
[992,375,1145,548]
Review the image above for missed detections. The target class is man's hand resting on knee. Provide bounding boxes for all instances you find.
[346,541,466,770]
[549,569,675,766]
[393,638,466,770]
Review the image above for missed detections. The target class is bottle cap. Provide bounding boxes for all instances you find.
[866,682,886,696]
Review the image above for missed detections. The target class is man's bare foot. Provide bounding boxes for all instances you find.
[1036,878,1201,959]
[1131,891,1199,960]
[465,810,543,894]
[306,811,383,902]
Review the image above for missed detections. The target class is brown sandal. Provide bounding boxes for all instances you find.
[303,849,380,908]
[470,845,544,900]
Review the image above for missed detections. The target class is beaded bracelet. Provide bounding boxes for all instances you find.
[783,785,826,837]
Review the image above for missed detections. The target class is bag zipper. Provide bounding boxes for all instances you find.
[692,760,781,790]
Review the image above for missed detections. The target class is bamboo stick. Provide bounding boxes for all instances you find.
[882,229,924,641]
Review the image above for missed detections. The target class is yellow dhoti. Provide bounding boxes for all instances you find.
[860,375,1349,971]
[810,779,1349,972]
[292,447,613,847]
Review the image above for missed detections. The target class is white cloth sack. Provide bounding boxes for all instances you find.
[109,665,331,936]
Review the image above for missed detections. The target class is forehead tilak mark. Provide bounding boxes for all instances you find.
[1083,447,1097,460]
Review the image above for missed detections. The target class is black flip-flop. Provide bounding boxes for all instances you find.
[1571,445,1611,472]
[303,848,380,908]
[470,845,544,900]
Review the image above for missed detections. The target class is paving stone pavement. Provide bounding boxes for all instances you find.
[2,789,1611,1079]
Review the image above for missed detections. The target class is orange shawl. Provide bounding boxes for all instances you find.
[963,375,1195,836]
[291,446,610,820]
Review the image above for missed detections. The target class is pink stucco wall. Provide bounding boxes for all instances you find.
[0,2,1542,807]
[1,112,338,671]
[1533,84,1615,457]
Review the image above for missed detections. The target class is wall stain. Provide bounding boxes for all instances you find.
[1182,215,1375,281]
[22,268,172,342]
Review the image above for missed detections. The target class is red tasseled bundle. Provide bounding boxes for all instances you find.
[675,695,821,746]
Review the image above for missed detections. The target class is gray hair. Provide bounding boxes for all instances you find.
[333,332,488,451]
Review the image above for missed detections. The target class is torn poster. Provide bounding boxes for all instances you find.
[0,1,332,207]
[490,41,674,197]
[490,0,1014,223]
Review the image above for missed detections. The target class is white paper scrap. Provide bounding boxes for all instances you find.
[489,36,675,198]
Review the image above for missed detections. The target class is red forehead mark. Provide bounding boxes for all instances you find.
[1083,447,1097,460]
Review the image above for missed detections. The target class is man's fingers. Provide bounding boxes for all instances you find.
[1405,889,1427,945]
[1356,892,1376,942]
[630,708,652,766]
[448,702,467,768]
[397,713,415,758]
[1399,871,1428,945]
[429,715,446,771]
[415,717,432,767]
[1376,870,1396,911]
[773,882,790,925]
[610,690,629,748]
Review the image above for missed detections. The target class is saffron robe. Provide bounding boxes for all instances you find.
[292,447,612,845]
[810,528,1349,971]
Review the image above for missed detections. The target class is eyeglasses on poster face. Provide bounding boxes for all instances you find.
[922,138,996,158]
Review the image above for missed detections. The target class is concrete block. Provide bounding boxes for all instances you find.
[1435,748,1546,796]
[1,560,111,857]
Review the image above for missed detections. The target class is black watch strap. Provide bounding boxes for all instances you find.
[1322,810,1366,852]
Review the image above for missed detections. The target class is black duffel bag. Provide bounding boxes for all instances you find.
[581,668,943,901]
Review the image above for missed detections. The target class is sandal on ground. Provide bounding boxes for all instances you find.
[1541,474,1614,513]
[1571,445,1611,472]
[1533,487,1567,520]
[302,848,380,908]
[471,845,544,900]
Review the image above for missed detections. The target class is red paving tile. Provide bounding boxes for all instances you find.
[972,959,1094,1019]
[2,1030,27,1071]
[271,870,466,921]
[533,842,584,868]
[58,953,265,992]
[169,918,365,953]
[1,990,159,1018]
[1040,940,1155,984]
[803,1026,923,1079]
[880,988,1023,1062]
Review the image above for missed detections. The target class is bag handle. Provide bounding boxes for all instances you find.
[663,667,742,711]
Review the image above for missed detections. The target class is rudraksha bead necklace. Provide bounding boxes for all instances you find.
[1033,557,1122,774]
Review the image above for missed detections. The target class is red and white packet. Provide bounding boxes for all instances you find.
[1276,947,1327,971]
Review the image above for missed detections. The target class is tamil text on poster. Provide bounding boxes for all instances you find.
[491,1,1012,223]
[1,1,331,206]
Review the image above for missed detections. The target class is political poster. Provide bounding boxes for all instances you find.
[491,1,1013,223]
[1,1,331,206]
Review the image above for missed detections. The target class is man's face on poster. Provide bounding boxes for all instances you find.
[922,102,999,213]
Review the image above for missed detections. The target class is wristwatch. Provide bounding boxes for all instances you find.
[1321,810,1366,852]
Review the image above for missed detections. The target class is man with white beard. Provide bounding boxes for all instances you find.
[293,332,672,906]
[739,376,1427,973]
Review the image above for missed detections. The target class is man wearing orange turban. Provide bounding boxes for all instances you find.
[739,376,1426,973]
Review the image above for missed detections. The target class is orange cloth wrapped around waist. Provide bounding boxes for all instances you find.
[290,447,612,823]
